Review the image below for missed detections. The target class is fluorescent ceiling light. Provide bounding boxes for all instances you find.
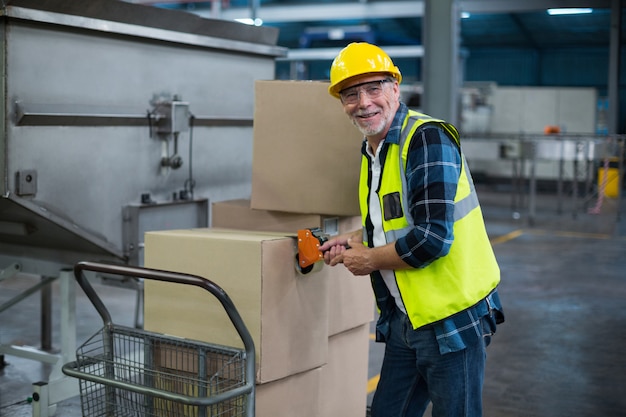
[235,18,263,26]
[547,8,593,15]
[328,28,346,40]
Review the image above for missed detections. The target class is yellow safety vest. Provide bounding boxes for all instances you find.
[359,111,500,329]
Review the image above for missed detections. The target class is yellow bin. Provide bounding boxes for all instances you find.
[597,157,620,198]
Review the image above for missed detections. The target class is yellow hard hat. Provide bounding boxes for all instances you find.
[328,42,402,98]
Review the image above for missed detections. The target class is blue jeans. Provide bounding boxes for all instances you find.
[370,308,487,417]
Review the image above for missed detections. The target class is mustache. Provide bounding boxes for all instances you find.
[353,109,380,117]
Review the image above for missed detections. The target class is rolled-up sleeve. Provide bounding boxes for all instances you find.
[395,124,462,268]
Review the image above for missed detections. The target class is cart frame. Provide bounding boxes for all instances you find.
[62,261,255,417]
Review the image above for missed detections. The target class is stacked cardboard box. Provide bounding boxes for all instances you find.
[144,229,330,382]
[211,199,373,417]
[210,198,373,337]
[143,81,374,417]
[250,80,363,217]
[143,226,372,417]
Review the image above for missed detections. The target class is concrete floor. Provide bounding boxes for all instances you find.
[1,185,626,417]
[478,187,626,417]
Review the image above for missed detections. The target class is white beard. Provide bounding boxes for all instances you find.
[353,110,390,137]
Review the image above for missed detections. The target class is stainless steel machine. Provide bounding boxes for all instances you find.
[0,1,286,415]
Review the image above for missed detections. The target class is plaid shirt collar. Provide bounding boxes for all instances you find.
[384,102,409,146]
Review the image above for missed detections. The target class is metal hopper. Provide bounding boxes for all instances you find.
[0,1,285,414]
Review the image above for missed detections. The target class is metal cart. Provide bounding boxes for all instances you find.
[62,261,255,417]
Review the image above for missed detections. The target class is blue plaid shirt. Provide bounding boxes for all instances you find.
[363,103,503,354]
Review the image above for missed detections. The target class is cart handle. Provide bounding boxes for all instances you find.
[70,261,256,402]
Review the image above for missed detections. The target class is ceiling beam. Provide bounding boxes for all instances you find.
[278,45,425,61]
[195,1,423,22]
[460,0,610,14]
[188,0,612,23]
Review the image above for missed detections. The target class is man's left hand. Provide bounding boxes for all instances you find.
[341,238,375,276]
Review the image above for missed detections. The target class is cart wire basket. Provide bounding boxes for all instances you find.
[62,261,256,417]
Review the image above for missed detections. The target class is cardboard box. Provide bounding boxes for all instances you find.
[251,80,363,216]
[212,198,344,235]
[152,342,246,417]
[320,324,371,417]
[143,228,329,384]
[256,368,322,417]
[327,268,374,336]
[211,200,374,335]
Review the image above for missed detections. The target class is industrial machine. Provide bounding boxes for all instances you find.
[0,1,286,415]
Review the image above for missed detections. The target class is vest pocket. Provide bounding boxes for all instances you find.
[382,192,403,220]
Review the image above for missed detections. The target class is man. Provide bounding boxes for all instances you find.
[318,42,504,417]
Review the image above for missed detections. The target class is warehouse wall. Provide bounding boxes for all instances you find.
[465,46,626,132]
[280,46,626,133]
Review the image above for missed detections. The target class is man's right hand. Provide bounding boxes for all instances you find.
[318,230,361,266]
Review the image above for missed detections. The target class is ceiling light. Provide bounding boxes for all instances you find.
[328,28,346,40]
[461,12,470,19]
[235,18,263,26]
[547,8,593,15]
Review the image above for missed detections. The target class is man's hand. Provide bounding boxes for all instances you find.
[318,235,350,266]
[341,238,375,276]
[318,229,407,276]
[318,234,374,276]
[318,230,360,266]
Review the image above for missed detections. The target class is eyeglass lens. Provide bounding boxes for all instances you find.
[340,80,388,104]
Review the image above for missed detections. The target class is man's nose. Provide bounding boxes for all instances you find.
[357,89,372,105]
